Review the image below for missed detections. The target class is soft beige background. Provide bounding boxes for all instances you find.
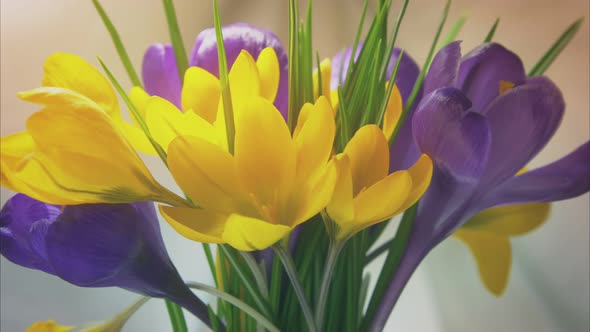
[1,1,588,331]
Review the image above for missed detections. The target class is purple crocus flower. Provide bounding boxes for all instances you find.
[369,42,590,331]
[0,194,213,327]
[142,23,289,117]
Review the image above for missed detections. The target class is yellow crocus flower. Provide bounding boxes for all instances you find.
[327,125,433,241]
[160,96,337,251]
[128,48,281,154]
[454,202,551,295]
[1,83,183,205]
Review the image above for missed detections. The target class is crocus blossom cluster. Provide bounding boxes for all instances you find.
[1,8,588,332]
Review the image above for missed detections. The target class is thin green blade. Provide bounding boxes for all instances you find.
[528,17,584,76]
[162,0,189,81]
[92,0,142,87]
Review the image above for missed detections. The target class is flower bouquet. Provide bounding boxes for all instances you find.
[1,0,588,331]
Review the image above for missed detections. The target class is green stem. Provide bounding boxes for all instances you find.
[238,250,270,298]
[218,245,273,318]
[165,300,188,332]
[273,243,318,332]
[186,282,280,332]
[315,240,344,330]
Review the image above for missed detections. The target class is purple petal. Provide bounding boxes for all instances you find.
[413,87,491,181]
[483,142,590,207]
[330,44,362,90]
[479,76,565,187]
[142,44,182,108]
[0,194,60,273]
[189,23,289,118]
[457,43,526,111]
[423,41,461,95]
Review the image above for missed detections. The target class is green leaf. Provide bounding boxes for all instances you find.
[528,17,584,76]
[287,0,300,132]
[97,57,169,166]
[440,15,467,48]
[162,0,189,82]
[218,245,273,318]
[165,300,188,332]
[92,0,142,87]
[389,0,451,146]
[213,0,236,154]
[484,17,500,42]
[360,203,418,330]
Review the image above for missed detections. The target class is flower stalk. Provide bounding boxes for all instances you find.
[273,242,319,332]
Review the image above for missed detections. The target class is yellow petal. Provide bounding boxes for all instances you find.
[26,320,72,332]
[228,50,260,109]
[313,58,332,104]
[454,229,512,295]
[292,159,338,227]
[160,206,227,243]
[222,214,292,251]
[256,47,280,102]
[17,87,99,112]
[397,154,433,211]
[234,97,295,218]
[167,135,244,212]
[129,86,150,124]
[343,125,390,196]
[182,66,221,123]
[463,202,550,236]
[5,104,175,205]
[145,96,220,152]
[41,52,119,117]
[351,170,412,233]
[115,120,157,155]
[382,84,402,140]
[326,155,355,226]
[293,96,336,180]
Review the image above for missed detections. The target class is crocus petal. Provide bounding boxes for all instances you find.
[142,44,181,108]
[159,206,226,243]
[25,320,72,332]
[462,202,550,236]
[256,47,280,102]
[453,228,511,295]
[291,160,338,227]
[423,41,461,95]
[456,43,526,111]
[399,154,434,211]
[227,50,261,109]
[234,97,295,213]
[293,96,336,180]
[222,214,292,251]
[382,84,403,140]
[167,135,242,212]
[313,58,333,103]
[129,86,150,122]
[344,125,390,195]
[41,53,120,117]
[182,66,221,123]
[413,87,491,181]
[145,96,221,151]
[189,23,288,117]
[352,170,412,231]
[483,142,590,207]
[14,103,175,205]
[479,76,565,187]
[0,194,59,273]
[327,155,355,226]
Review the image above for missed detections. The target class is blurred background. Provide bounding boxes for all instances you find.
[1,0,588,331]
